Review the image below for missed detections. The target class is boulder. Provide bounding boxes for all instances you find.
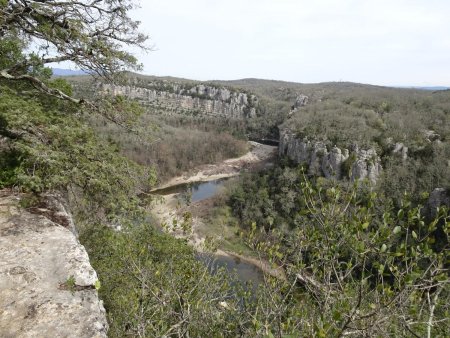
[350,148,382,184]
[392,142,408,160]
[293,94,309,109]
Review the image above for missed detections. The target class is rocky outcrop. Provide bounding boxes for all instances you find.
[100,82,258,119]
[422,129,441,142]
[292,94,309,110]
[350,147,382,184]
[392,142,408,160]
[0,191,108,337]
[289,94,309,116]
[279,129,382,183]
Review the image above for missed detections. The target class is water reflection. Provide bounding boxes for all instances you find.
[197,253,264,289]
[151,179,228,203]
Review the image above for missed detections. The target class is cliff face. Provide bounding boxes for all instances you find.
[0,191,108,338]
[100,82,258,119]
[279,129,382,184]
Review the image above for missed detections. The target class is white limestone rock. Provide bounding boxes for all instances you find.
[100,83,257,119]
[322,147,349,179]
[392,142,408,160]
[350,148,382,184]
[0,191,108,338]
[293,94,309,109]
[279,129,382,184]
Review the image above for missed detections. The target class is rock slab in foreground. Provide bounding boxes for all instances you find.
[0,191,108,338]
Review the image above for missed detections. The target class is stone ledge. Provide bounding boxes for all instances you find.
[0,192,108,338]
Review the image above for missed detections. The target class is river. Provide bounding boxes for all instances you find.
[151,178,267,286]
[149,142,278,286]
[150,179,228,203]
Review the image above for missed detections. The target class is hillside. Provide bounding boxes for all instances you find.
[64,73,449,193]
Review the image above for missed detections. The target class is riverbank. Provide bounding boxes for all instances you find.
[215,249,286,280]
[151,141,276,191]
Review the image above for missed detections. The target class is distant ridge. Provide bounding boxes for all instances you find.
[52,68,86,76]
[59,69,450,92]
[393,86,450,91]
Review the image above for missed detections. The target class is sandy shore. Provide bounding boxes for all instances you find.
[151,141,277,191]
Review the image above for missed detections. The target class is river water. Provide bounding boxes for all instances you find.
[151,179,227,203]
[151,178,265,286]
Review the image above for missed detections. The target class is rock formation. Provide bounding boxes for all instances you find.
[279,129,382,183]
[0,191,108,337]
[289,94,309,116]
[426,188,450,219]
[99,82,258,119]
[392,142,408,160]
[292,94,309,110]
[350,147,383,184]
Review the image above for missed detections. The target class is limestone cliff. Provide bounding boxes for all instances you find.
[100,81,258,119]
[0,191,108,337]
[279,129,382,184]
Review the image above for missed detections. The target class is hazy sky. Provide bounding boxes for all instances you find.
[131,0,450,86]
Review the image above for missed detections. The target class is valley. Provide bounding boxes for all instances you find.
[2,69,449,337]
[147,141,283,282]
[1,2,449,336]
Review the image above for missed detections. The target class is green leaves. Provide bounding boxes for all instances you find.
[81,222,259,337]
[0,84,145,220]
[229,165,450,336]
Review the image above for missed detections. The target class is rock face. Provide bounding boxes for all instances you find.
[350,147,383,184]
[289,94,309,116]
[0,191,108,338]
[392,142,408,160]
[100,82,258,119]
[292,94,309,110]
[279,129,382,183]
[426,188,450,219]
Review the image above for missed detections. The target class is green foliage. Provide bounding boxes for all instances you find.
[231,167,450,336]
[81,222,251,337]
[0,81,146,221]
[1,0,147,76]
[0,148,22,188]
[0,32,152,221]
[90,113,248,182]
[230,164,306,230]
[65,275,76,293]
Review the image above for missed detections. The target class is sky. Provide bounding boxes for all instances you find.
[130,0,450,86]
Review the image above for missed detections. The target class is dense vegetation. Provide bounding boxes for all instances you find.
[228,168,449,336]
[79,170,449,337]
[90,113,248,182]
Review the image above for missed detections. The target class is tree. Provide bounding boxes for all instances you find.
[0,0,148,104]
[0,0,151,220]
[239,169,449,337]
